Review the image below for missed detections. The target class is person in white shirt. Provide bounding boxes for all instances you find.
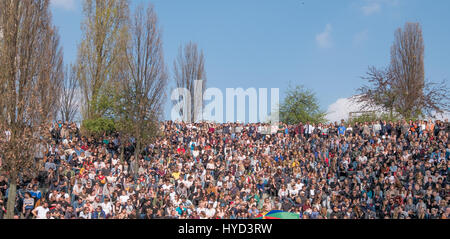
[373,122,381,134]
[169,188,177,202]
[304,123,314,138]
[56,191,70,201]
[295,178,304,191]
[79,207,91,219]
[183,176,194,188]
[110,154,119,166]
[119,190,129,205]
[161,181,172,192]
[289,186,299,198]
[204,203,216,218]
[278,185,288,199]
[72,181,83,199]
[196,203,206,215]
[32,202,50,219]
[206,161,215,170]
[100,198,113,216]
[5,130,11,141]
[420,120,426,133]
[358,154,368,164]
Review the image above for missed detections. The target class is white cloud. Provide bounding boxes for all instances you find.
[326,98,360,123]
[316,24,333,49]
[361,3,381,15]
[51,0,76,11]
[353,29,369,46]
[326,97,384,123]
[360,0,400,16]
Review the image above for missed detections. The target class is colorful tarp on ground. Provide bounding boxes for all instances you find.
[256,210,300,219]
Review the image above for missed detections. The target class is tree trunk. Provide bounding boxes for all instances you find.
[6,181,17,219]
[134,139,141,179]
[120,135,125,163]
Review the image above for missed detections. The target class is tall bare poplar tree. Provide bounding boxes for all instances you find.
[39,25,64,120]
[174,42,206,123]
[390,22,425,118]
[119,3,167,177]
[391,23,449,118]
[60,65,79,122]
[0,0,63,219]
[77,0,128,121]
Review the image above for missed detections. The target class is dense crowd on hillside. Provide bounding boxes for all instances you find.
[0,119,449,219]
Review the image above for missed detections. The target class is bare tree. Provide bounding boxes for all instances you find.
[38,25,64,121]
[355,66,397,118]
[356,23,449,119]
[60,65,79,122]
[420,80,450,117]
[0,0,63,219]
[174,42,206,123]
[76,0,128,120]
[390,22,426,119]
[118,3,168,177]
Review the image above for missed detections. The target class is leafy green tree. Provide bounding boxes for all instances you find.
[76,0,129,121]
[279,85,326,125]
[108,3,168,173]
[82,117,116,136]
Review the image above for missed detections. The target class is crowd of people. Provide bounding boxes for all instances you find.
[0,118,449,219]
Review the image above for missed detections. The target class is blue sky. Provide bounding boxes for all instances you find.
[50,0,450,121]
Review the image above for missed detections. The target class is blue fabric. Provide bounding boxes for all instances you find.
[338,126,346,135]
[29,190,42,200]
